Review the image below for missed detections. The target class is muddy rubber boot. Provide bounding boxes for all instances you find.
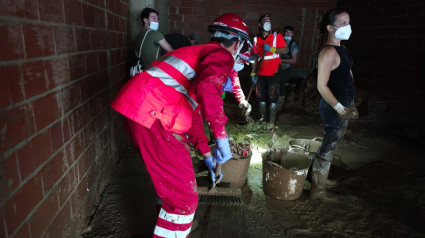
[310,157,338,201]
[258,101,267,123]
[325,178,338,188]
[267,103,277,130]
[276,96,285,112]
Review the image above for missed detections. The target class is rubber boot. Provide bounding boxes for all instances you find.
[258,101,267,123]
[267,103,277,130]
[310,156,338,201]
[276,96,285,112]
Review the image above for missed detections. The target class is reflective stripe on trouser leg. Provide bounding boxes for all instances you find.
[125,119,198,238]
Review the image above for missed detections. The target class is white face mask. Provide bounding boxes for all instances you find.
[284,36,292,41]
[233,62,244,72]
[149,21,159,31]
[332,25,351,40]
[263,22,271,31]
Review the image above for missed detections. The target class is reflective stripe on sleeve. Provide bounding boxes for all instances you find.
[162,56,196,81]
[158,208,195,224]
[146,67,198,110]
[154,225,191,238]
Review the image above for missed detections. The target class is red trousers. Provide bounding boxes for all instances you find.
[125,118,198,238]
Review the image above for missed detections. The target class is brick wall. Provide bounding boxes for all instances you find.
[338,0,425,126]
[168,0,335,69]
[0,0,130,237]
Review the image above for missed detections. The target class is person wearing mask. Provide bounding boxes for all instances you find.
[134,8,173,71]
[277,25,299,111]
[251,14,287,130]
[111,13,252,237]
[312,8,358,201]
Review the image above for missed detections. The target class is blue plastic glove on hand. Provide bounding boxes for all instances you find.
[213,138,232,164]
[263,44,276,53]
[250,73,257,85]
[204,157,222,183]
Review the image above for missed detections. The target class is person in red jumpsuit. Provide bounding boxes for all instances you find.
[110,13,252,238]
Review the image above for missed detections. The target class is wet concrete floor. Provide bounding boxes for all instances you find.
[81,105,425,238]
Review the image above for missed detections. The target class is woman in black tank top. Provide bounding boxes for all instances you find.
[310,8,358,201]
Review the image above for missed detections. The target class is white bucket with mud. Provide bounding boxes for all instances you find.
[262,150,311,200]
[289,137,322,155]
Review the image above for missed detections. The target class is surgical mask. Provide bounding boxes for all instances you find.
[233,62,244,72]
[284,36,292,41]
[332,25,351,40]
[149,21,159,31]
[263,22,271,31]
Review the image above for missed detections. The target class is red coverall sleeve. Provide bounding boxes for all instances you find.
[194,46,234,140]
[230,70,245,102]
[187,106,210,155]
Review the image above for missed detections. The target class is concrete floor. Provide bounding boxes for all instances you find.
[81,104,425,238]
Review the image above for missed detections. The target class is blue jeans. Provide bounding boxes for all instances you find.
[317,97,354,160]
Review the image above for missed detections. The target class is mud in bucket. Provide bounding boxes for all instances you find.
[262,150,311,200]
[213,141,252,188]
[289,137,322,154]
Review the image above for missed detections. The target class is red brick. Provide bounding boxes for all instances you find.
[28,191,59,238]
[0,0,39,19]
[0,65,24,107]
[85,52,99,75]
[50,121,65,152]
[41,149,67,193]
[57,166,78,207]
[0,152,20,201]
[64,0,83,25]
[17,130,52,179]
[98,51,107,71]
[22,24,55,59]
[45,57,71,89]
[44,201,71,238]
[0,22,25,61]
[54,26,75,54]
[87,0,104,8]
[82,3,106,29]
[32,92,62,130]
[22,60,50,98]
[107,0,117,13]
[38,0,65,23]
[0,104,36,153]
[3,173,43,236]
[91,30,108,50]
[60,82,82,114]
[75,28,91,51]
[68,54,87,81]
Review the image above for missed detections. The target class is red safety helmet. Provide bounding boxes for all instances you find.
[208,13,252,53]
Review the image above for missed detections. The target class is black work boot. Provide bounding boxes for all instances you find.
[267,103,277,130]
[276,96,285,112]
[258,101,267,123]
[310,156,338,201]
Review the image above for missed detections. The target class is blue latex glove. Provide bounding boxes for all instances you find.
[250,73,257,85]
[204,157,222,183]
[223,76,233,92]
[213,138,232,163]
[263,43,271,52]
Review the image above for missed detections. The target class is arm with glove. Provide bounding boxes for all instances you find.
[229,70,252,116]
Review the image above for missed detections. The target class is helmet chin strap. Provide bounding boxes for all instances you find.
[233,39,244,61]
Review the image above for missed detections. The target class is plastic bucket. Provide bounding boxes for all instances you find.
[214,142,252,188]
[262,150,311,200]
[289,137,322,154]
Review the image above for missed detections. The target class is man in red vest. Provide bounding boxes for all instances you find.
[111,13,252,238]
[250,14,288,129]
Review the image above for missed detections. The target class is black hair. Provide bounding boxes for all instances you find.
[140,7,159,22]
[259,14,271,23]
[283,25,294,32]
[318,8,347,47]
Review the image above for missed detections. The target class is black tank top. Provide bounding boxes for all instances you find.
[320,45,355,102]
